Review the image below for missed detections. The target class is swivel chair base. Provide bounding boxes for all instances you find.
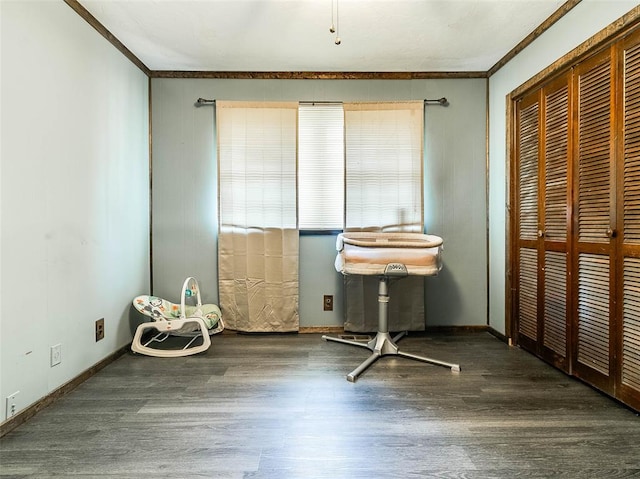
[323,329,460,382]
[323,275,461,382]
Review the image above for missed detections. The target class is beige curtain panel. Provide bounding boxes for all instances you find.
[217,101,299,332]
[218,227,299,332]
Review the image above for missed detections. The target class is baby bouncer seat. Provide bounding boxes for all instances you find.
[132,277,224,357]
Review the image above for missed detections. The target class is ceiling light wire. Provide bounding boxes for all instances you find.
[329,0,335,33]
[329,0,341,45]
[334,0,341,45]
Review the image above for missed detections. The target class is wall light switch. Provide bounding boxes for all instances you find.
[50,344,61,367]
[5,391,19,420]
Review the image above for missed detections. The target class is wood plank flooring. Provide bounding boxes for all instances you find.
[1,331,639,478]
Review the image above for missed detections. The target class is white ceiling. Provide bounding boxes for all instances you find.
[77,0,569,73]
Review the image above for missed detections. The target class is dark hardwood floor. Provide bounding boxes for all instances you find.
[1,331,639,478]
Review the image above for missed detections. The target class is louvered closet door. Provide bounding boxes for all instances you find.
[540,75,571,370]
[515,92,541,354]
[572,48,616,393]
[618,30,640,410]
[514,78,571,370]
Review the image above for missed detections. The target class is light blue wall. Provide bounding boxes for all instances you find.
[151,78,487,328]
[487,0,639,335]
[0,1,150,420]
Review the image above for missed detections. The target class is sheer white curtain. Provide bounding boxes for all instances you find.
[343,101,426,332]
[344,101,424,232]
[217,101,299,332]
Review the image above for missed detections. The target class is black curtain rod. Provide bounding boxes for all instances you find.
[195,97,215,106]
[195,97,448,106]
[425,97,449,106]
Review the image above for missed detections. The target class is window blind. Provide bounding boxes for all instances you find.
[344,101,424,232]
[217,101,298,229]
[298,103,344,230]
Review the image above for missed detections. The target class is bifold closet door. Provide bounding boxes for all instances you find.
[572,47,616,395]
[618,30,640,410]
[515,92,541,355]
[540,75,571,370]
[514,77,570,371]
[512,24,640,411]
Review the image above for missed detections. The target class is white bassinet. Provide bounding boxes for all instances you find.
[324,232,460,381]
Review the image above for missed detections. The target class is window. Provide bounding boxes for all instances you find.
[298,101,424,232]
[298,103,344,230]
[219,101,424,232]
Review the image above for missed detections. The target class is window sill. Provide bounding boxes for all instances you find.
[299,230,343,236]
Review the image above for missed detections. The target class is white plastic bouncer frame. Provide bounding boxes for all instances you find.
[131,277,221,358]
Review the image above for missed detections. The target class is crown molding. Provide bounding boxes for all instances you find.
[63,0,152,76]
[150,70,488,80]
[487,0,582,77]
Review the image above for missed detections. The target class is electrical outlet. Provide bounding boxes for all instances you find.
[5,391,19,420]
[51,344,62,367]
[324,295,334,311]
[95,318,104,341]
